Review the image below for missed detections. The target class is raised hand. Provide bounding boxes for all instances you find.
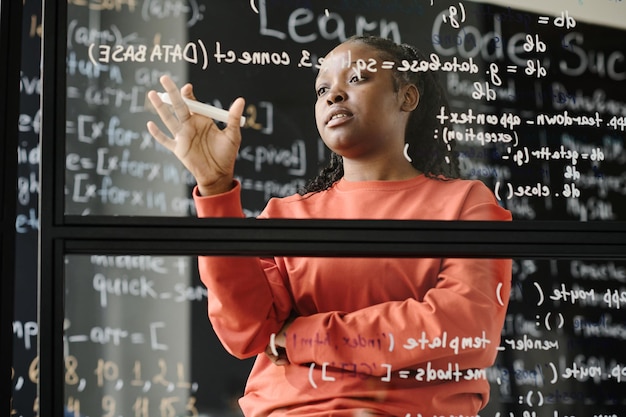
[146,75,245,196]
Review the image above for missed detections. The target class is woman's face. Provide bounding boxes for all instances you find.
[314,41,415,163]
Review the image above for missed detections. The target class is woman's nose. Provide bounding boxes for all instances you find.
[326,86,346,105]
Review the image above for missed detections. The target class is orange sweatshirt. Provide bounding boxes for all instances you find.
[194,175,512,417]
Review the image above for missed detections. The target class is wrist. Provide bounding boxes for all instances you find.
[197,178,235,196]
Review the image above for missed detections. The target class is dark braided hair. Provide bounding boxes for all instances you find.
[299,35,460,195]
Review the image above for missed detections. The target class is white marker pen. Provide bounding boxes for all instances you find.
[157,92,246,127]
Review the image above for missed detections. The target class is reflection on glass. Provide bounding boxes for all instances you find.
[64,255,626,416]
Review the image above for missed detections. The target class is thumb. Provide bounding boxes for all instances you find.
[227,97,246,129]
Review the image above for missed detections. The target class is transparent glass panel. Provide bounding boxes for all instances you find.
[64,255,253,416]
[64,1,626,219]
[64,255,626,415]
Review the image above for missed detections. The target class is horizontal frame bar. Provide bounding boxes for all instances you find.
[57,217,626,259]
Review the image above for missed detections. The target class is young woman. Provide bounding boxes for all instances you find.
[148,35,511,417]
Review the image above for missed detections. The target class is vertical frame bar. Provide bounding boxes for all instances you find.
[39,0,67,415]
[1,0,23,414]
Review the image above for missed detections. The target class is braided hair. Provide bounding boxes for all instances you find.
[299,35,459,195]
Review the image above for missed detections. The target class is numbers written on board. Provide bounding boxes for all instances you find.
[63,355,200,417]
[63,355,197,391]
[66,395,199,417]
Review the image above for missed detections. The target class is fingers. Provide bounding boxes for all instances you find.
[146,120,175,153]
[147,75,243,152]
[146,76,204,144]
[146,89,176,151]
[181,83,196,101]
[159,75,192,124]
[264,344,289,366]
[146,88,185,140]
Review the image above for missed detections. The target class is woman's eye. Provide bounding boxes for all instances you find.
[350,74,364,83]
[316,86,328,96]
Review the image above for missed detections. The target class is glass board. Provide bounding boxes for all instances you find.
[64,0,626,220]
[63,254,626,416]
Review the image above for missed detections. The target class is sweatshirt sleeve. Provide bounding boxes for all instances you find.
[283,182,512,375]
[194,182,294,358]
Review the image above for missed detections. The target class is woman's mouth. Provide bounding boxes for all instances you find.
[326,110,353,127]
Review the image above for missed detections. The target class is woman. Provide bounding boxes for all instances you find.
[148,35,511,417]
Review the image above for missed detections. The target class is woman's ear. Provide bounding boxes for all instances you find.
[400,84,420,112]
